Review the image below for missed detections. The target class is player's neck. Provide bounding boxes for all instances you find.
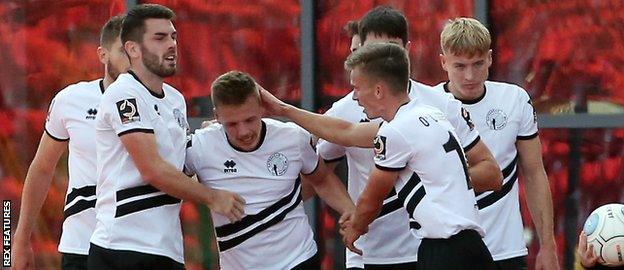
[102,75,114,91]
[447,81,485,102]
[383,94,411,122]
[130,66,165,95]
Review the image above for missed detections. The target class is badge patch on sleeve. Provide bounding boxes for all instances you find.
[116,98,141,124]
[373,135,387,160]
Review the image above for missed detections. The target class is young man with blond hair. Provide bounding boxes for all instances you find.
[434,17,559,270]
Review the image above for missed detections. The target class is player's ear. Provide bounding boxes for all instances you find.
[439,53,447,71]
[124,40,140,60]
[97,46,107,65]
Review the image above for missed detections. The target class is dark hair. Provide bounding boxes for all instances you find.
[211,71,259,107]
[358,6,408,46]
[344,20,359,38]
[121,4,175,44]
[100,15,124,49]
[344,43,409,95]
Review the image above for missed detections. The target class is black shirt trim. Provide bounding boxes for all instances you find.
[375,164,405,172]
[127,70,165,99]
[117,128,155,137]
[463,135,481,152]
[517,132,539,140]
[227,121,267,152]
[99,79,105,94]
[323,156,345,164]
[443,81,486,104]
[45,128,69,142]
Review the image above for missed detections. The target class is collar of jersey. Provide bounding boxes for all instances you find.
[127,70,165,99]
[443,81,486,105]
[98,79,105,94]
[226,120,267,153]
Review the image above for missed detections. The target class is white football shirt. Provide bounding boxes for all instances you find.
[317,80,479,264]
[433,81,538,260]
[374,100,484,239]
[185,119,319,270]
[45,79,103,255]
[91,71,189,263]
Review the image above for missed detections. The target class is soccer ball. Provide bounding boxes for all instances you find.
[583,203,624,266]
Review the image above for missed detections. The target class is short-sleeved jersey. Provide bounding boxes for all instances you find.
[91,71,189,263]
[317,80,479,264]
[433,81,538,260]
[45,79,104,255]
[185,119,319,270]
[374,100,484,239]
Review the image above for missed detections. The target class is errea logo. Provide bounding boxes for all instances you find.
[223,159,237,173]
[86,108,97,120]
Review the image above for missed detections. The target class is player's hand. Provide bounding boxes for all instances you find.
[535,239,560,270]
[201,119,217,129]
[578,231,598,268]
[338,211,353,228]
[11,235,35,270]
[257,84,289,116]
[339,219,364,256]
[207,189,246,222]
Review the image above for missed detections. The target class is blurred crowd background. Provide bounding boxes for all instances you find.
[0,0,622,269]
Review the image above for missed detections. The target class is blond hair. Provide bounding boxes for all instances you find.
[440,17,491,57]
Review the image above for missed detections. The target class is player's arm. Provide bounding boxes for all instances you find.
[465,140,503,192]
[302,158,354,215]
[517,136,559,269]
[12,133,67,270]
[260,87,378,147]
[120,132,245,222]
[342,167,398,255]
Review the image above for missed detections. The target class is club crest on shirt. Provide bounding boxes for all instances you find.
[486,109,508,130]
[267,152,288,176]
[116,98,141,124]
[373,135,386,160]
[173,108,188,129]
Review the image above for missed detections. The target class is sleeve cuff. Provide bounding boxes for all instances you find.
[463,135,481,152]
[118,128,155,137]
[323,156,345,164]
[44,128,69,142]
[302,158,320,176]
[517,132,538,140]
[375,164,405,171]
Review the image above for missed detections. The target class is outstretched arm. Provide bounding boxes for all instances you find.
[260,88,378,148]
[121,132,246,222]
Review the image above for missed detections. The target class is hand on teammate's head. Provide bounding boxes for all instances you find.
[257,84,288,117]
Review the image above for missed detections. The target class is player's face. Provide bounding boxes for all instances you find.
[440,50,492,100]
[351,67,381,119]
[216,96,264,152]
[350,34,361,52]
[106,38,130,80]
[140,18,177,78]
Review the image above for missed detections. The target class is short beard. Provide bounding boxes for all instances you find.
[106,59,122,80]
[141,46,176,78]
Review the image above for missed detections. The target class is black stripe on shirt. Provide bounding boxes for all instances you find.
[45,128,69,141]
[64,199,96,219]
[65,185,96,206]
[376,198,403,219]
[397,173,426,220]
[463,135,481,152]
[116,184,160,202]
[477,170,519,209]
[115,194,181,218]
[517,132,538,140]
[405,186,426,216]
[215,178,301,237]
[117,128,154,137]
